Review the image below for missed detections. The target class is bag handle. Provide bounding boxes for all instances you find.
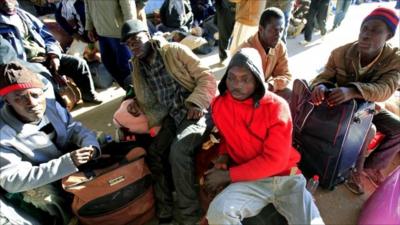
[64,148,146,189]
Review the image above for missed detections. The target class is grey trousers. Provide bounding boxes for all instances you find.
[146,115,213,224]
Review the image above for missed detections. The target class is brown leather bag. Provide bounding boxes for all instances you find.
[58,77,83,111]
[62,147,155,225]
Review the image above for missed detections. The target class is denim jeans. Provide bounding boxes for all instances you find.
[207,175,324,225]
[98,36,132,90]
[333,0,351,28]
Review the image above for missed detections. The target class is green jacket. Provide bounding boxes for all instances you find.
[311,42,400,102]
[84,0,136,38]
[131,37,217,127]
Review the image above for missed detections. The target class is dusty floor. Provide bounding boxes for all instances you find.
[67,1,400,225]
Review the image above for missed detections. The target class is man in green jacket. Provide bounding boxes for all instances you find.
[84,0,138,90]
[121,20,216,225]
[310,7,400,194]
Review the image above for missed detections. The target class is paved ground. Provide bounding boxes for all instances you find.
[72,1,399,225]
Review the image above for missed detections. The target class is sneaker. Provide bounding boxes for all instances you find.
[83,95,103,104]
[299,40,310,46]
[344,169,365,195]
[364,168,385,187]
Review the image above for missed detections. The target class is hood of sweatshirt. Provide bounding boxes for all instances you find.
[218,47,266,107]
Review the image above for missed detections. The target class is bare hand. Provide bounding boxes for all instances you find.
[213,154,229,170]
[311,84,328,105]
[204,168,230,194]
[186,104,203,120]
[272,78,289,92]
[70,146,95,167]
[88,30,98,42]
[48,54,60,74]
[327,87,356,107]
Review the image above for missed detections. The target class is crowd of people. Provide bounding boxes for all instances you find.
[0,0,399,225]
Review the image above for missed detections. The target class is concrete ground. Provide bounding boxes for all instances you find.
[70,1,399,225]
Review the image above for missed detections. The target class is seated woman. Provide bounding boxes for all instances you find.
[0,62,100,224]
[204,48,324,225]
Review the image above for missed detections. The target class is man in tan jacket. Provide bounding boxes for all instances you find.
[310,7,400,195]
[239,8,292,102]
[121,20,216,225]
[229,0,266,54]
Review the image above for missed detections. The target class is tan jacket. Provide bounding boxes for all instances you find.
[239,33,292,83]
[132,37,217,127]
[311,42,400,102]
[230,0,266,26]
[84,0,136,38]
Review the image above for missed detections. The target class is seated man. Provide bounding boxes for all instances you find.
[0,35,55,108]
[121,20,216,225]
[238,8,292,102]
[205,48,324,225]
[0,62,100,222]
[0,0,101,103]
[310,7,400,194]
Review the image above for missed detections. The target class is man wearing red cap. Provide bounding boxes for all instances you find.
[0,62,100,223]
[310,7,400,194]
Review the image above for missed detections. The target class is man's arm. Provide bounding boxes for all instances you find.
[0,146,78,193]
[175,44,217,110]
[55,102,100,156]
[310,52,338,89]
[271,44,292,91]
[347,69,399,102]
[26,12,62,58]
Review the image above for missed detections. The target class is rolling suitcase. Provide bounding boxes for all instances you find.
[290,79,375,190]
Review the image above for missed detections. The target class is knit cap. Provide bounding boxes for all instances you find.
[362,7,399,35]
[0,61,44,96]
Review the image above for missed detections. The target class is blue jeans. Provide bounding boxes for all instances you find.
[98,36,132,90]
[207,175,324,225]
[333,0,351,28]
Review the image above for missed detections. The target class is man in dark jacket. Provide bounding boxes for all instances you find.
[0,0,101,103]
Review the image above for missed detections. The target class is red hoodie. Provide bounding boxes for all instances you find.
[212,91,301,182]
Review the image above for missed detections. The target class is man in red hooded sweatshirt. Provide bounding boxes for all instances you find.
[204,48,324,225]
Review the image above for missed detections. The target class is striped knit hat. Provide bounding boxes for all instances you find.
[362,7,399,35]
[0,61,44,96]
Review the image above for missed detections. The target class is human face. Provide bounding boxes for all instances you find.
[5,88,46,123]
[358,19,392,58]
[226,66,257,101]
[259,17,284,49]
[0,0,17,15]
[126,31,151,59]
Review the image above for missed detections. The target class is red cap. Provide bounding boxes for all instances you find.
[313,175,319,181]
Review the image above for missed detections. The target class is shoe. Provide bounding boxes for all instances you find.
[344,169,365,195]
[364,168,385,187]
[299,40,310,46]
[83,95,103,104]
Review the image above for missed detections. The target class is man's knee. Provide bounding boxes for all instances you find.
[169,139,196,164]
[207,197,232,223]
